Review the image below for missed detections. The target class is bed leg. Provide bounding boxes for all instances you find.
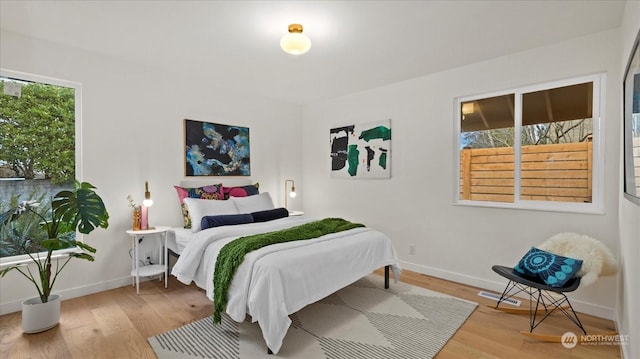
[167,248,180,279]
[166,248,170,278]
[384,265,390,289]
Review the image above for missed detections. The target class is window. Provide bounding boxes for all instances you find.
[0,69,81,262]
[455,74,604,213]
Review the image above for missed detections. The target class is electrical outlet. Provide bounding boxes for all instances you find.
[143,252,152,265]
[408,244,416,255]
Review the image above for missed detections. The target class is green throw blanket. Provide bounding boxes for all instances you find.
[213,217,364,323]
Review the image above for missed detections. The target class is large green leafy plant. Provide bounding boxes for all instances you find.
[0,191,48,258]
[0,181,109,303]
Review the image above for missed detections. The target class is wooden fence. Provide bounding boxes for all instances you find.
[460,139,592,203]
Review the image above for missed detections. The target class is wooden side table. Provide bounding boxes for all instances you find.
[125,226,170,294]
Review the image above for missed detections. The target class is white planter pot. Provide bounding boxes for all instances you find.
[21,294,61,333]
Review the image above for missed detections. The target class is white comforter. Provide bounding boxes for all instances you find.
[171,216,401,354]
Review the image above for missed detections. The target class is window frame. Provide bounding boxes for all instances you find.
[0,68,83,266]
[453,73,605,214]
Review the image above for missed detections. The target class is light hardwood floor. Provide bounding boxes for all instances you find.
[0,269,621,359]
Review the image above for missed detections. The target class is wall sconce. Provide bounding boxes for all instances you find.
[284,179,296,209]
[461,102,475,120]
[461,102,475,115]
[280,24,311,55]
[141,181,154,230]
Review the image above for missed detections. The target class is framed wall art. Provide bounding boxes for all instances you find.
[330,119,391,179]
[623,29,640,205]
[184,119,250,176]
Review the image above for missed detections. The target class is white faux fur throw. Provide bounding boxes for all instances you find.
[538,232,618,287]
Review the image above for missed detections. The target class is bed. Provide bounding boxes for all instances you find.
[168,189,401,354]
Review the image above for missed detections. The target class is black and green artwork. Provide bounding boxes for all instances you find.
[330,119,391,178]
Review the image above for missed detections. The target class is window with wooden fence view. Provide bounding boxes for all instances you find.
[459,81,596,205]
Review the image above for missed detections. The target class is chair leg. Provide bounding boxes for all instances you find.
[495,280,513,310]
[528,289,587,335]
[530,289,543,333]
[558,294,587,335]
[529,289,555,333]
[494,281,587,336]
[494,280,530,310]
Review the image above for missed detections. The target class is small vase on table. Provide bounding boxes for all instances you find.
[133,206,142,231]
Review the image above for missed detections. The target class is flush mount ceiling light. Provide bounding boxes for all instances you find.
[280,23,311,55]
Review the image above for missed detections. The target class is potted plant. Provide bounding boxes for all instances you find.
[0,180,109,333]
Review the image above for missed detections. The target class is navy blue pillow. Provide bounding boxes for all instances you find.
[514,247,583,288]
[251,208,289,223]
[201,213,254,230]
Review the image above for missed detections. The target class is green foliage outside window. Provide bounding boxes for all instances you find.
[0,191,50,258]
[0,81,75,184]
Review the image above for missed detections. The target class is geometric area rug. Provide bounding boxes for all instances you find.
[148,274,477,359]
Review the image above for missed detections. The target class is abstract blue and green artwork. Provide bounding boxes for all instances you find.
[330,119,391,178]
[184,119,250,176]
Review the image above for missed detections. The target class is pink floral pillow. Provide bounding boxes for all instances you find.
[174,184,224,228]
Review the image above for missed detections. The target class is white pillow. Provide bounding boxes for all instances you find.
[231,192,275,214]
[183,198,239,232]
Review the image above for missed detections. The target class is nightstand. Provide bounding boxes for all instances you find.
[126,226,170,294]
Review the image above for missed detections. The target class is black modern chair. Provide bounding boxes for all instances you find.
[491,264,586,339]
[491,233,619,341]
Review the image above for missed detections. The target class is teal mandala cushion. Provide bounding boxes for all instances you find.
[514,247,583,288]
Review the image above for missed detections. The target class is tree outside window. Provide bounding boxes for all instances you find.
[0,74,78,259]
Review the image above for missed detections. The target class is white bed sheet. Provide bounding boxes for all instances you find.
[166,227,193,254]
[171,216,401,354]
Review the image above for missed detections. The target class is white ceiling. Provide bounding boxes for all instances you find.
[0,1,626,105]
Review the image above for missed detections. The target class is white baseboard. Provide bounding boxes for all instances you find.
[0,276,133,315]
[399,260,615,320]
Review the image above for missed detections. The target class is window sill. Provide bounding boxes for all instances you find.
[0,248,82,269]
[453,200,604,215]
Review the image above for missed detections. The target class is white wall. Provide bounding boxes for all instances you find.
[618,1,640,358]
[0,30,303,314]
[302,29,622,320]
